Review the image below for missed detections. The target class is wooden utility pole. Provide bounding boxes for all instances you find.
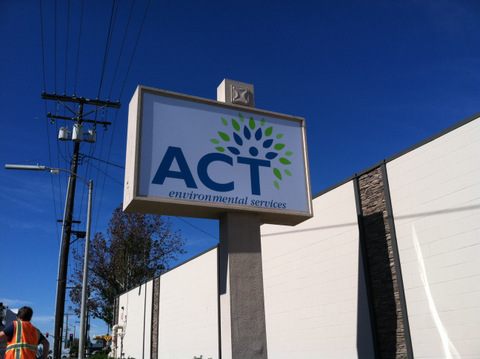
[41,93,120,359]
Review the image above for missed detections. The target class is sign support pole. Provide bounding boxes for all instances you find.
[217,80,268,359]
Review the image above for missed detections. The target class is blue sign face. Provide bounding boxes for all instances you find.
[125,87,312,225]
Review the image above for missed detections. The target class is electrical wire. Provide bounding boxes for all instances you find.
[87,160,124,186]
[40,0,61,241]
[118,0,151,100]
[108,0,136,99]
[64,0,71,95]
[97,0,119,99]
[91,114,109,221]
[55,129,67,208]
[54,0,57,93]
[82,154,124,169]
[41,0,218,249]
[74,0,85,96]
[90,0,120,202]
[77,144,90,219]
[89,0,152,230]
[53,0,68,222]
[78,114,106,221]
[38,1,218,313]
[92,0,152,232]
[83,154,219,241]
[39,0,47,93]
[174,217,219,240]
[92,115,115,233]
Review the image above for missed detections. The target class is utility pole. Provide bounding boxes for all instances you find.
[42,92,120,359]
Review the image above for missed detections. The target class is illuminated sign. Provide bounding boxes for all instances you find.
[124,86,312,225]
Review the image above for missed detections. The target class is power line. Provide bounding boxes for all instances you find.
[80,154,219,242]
[108,0,136,99]
[40,0,62,242]
[82,154,124,169]
[175,217,219,240]
[94,0,152,232]
[64,0,71,95]
[97,0,119,99]
[54,0,57,93]
[87,160,123,186]
[39,0,47,92]
[118,0,151,99]
[41,0,213,258]
[92,115,110,233]
[74,0,85,96]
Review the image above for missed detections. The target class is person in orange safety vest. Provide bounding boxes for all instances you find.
[0,307,49,359]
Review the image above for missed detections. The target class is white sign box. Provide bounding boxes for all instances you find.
[124,86,312,225]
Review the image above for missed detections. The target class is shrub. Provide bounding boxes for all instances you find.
[69,346,78,357]
[89,349,111,359]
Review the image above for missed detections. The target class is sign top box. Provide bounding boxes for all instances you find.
[124,86,312,226]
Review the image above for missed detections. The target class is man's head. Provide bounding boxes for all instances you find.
[17,307,33,321]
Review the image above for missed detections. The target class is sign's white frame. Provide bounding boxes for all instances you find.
[124,86,313,225]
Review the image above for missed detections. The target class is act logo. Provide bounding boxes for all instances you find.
[151,113,294,196]
[210,113,294,191]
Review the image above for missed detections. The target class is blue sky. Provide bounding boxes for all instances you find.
[1,0,480,341]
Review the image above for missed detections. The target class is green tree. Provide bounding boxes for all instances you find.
[68,204,186,326]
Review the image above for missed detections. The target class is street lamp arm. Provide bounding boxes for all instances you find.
[5,164,89,186]
[5,164,47,171]
[5,162,93,359]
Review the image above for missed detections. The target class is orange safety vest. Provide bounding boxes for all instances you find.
[5,321,40,359]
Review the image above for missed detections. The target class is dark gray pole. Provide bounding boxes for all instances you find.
[53,104,82,359]
[78,180,93,359]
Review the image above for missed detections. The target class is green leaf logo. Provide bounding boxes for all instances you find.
[210,113,295,190]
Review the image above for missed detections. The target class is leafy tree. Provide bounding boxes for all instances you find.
[68,204,186,326]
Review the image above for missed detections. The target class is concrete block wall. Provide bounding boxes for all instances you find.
[116,181,374,359]
[117,280,153,359]
[115,114,480,359]
[261,181,375,358]
[387,117,480,358]
[157,248,218,359]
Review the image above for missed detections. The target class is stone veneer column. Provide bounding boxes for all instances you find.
[356,165,411,359]
[113,297,119,327]
[217,79,268,359]
[219,212,268,359]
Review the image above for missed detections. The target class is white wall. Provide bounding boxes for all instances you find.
[387,117,480,358]
[117,280,153,359]
[116,116,480,359]
[261,181,374,358]
[157,248,218,359]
